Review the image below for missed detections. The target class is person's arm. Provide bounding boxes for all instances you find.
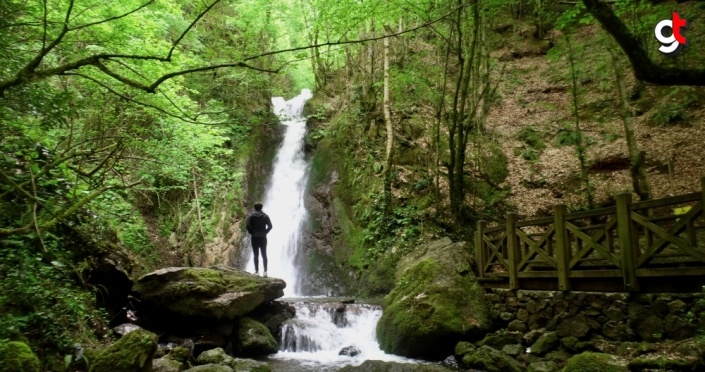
[265,216,272,234]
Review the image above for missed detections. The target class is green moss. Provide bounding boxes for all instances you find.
[90,329,158,372]
[0,341,40,372]
[563,352,628,372]
[461,346,522,372]
[237,318,278,356]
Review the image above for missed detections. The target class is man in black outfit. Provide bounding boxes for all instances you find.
[246,202,272,277]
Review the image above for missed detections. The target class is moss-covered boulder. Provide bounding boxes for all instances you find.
[0,341,40,372]
[90,329,158,372]
[134,267,285,320]
[459,345,523,372]
[563,352,628,372]
[376,238,491,359]
[196,347,271,371]
[337,360,454,371]
[627,336,705,371]
[235,317,279,356]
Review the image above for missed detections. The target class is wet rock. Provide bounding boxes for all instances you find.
[603,306,623,322]
[516,308,530,322]
[628,337,705,371]
[668,299,688,314]
[441,355,460,369]
[523,329,545,345]
[376,238,491,359]
[339,345,361,357]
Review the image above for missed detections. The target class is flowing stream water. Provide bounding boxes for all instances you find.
[248,89,416,371]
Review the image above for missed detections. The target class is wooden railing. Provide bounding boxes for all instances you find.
[475,178,705,292]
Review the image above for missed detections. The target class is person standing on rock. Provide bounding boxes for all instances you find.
[246,202,272,277]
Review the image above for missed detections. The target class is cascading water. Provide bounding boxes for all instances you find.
[247,89,312,296]
[251,89,419,370]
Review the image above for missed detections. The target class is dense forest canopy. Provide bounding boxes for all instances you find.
[2,0,705,368]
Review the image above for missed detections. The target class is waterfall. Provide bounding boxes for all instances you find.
[247,89,420,370]
[247,89,312,296]
[271,301,413,370]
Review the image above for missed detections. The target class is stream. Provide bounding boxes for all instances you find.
[246,90,417,370]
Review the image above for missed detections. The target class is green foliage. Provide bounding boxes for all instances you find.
[0,239,108,352]
[555,129,581,146]
[647,87,699,127]
[516,125,545,161]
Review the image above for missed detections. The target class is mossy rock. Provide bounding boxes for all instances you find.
[196,347,271,371]
[134,267,285,319]
[152,356,184,372]
[0,341,40,372]
[376,238,491,359]
[460,345,522,372]
[563,352,628,372]
[90,329,158,372]
[235,318,279,356]
[337,359,454,371]
[530,332,558,356]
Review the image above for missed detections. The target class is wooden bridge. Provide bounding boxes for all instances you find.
[474,178,705,293]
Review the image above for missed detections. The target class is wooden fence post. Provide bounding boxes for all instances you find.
[475,221,486,278]
[616,193,640,292]
[506,213,519,289]
[554,204,571,291]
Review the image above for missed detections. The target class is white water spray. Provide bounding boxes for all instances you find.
[247,89,312,296]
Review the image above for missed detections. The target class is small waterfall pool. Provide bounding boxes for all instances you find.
[249,90,422,370]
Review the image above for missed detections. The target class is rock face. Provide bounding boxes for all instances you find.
[134,266,285,320]
[376,238,492,359]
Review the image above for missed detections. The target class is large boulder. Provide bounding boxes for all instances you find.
[628,336,705,371]
[134,267,285,320]
[376,238,492,359]
[90,329,159,372]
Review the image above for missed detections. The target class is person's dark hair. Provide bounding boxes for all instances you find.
[254,202,263,211]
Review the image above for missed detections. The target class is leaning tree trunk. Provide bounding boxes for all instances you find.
[609,47,652,201]
[382,25,394,216]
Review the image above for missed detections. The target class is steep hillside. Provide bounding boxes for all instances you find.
[301,2,705,296]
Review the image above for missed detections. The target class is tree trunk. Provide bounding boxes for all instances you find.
[609,47,652,201]
[382,25,394,215]
[566,36,594,208]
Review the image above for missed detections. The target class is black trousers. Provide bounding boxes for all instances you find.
[251,236,268,272]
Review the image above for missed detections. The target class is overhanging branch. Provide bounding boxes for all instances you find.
[582,0,705,86]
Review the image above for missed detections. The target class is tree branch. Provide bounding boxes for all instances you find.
[69,0,155,31]
[167,0,222,60]
[582,0,705,86]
